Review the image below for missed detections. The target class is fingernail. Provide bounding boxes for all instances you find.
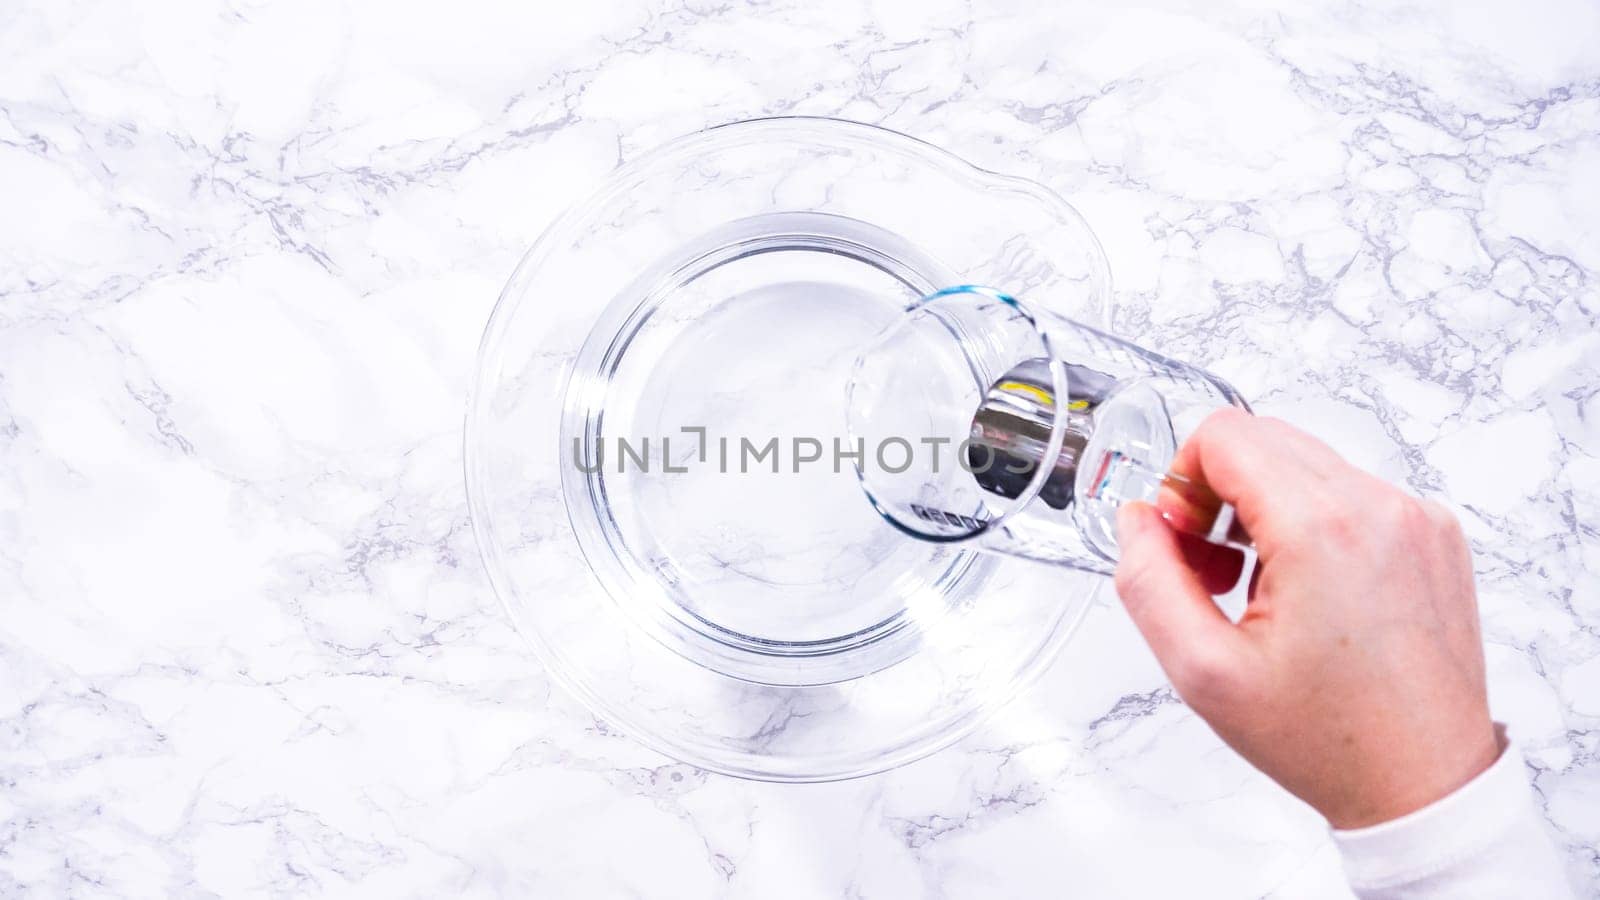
[1116,501,1150,539]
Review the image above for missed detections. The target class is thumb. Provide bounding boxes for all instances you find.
[1114,502,1248,697]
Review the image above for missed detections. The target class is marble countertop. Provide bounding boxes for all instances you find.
[3,0,1597,896]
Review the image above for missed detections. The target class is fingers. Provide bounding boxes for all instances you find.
[1115,502,1250,703]
[1170,409,1353,553]
[1173,530,1247,596]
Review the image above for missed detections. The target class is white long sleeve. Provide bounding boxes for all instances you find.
[1332,739,1574,898]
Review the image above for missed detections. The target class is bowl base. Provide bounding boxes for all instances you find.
[565,213,986,685]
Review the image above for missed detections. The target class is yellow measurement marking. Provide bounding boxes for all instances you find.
[997,380,1053,404]
[996,381,1090,411]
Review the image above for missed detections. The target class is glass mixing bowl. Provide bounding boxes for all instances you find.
[466,116,1114,781]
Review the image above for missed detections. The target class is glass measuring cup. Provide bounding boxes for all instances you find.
[845,285,1251,574]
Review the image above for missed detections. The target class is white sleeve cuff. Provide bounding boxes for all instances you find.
[1331,734,1573,898]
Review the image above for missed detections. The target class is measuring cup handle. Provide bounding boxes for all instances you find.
[1158,472,1253,551]
[1087,449,1253,551]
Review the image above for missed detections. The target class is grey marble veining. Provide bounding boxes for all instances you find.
[1,0,1596,896]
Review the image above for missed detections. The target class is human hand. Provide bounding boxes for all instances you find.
[1112,409,1500,829]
